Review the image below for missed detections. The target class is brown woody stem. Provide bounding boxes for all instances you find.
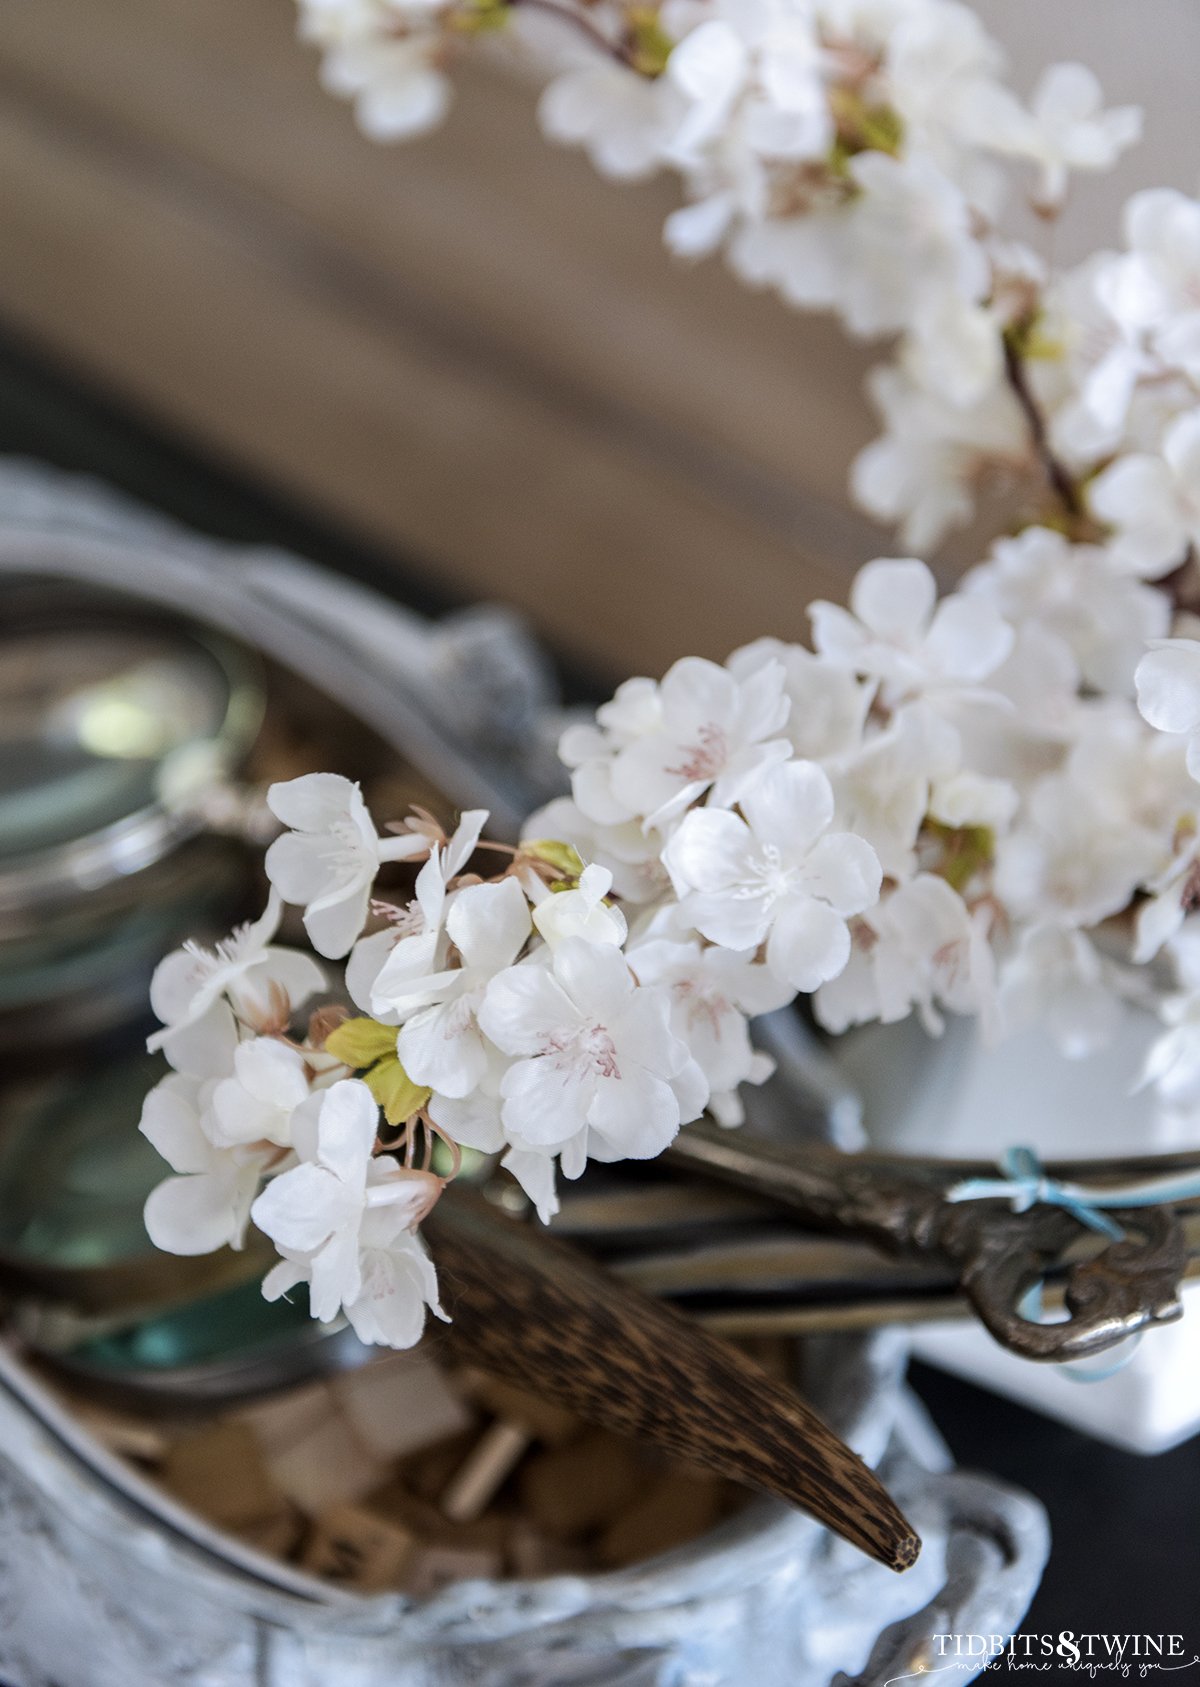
[1002,337,1083,521]
[509,0,640,69]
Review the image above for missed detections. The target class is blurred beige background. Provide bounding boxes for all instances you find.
[0,0,1191,676]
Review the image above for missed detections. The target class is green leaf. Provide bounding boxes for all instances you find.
[325,1016,400,1070]
[522,838,585,879]
[628,7,674,77]
[829,88,905,159]
[927,822,996,894]
[365,1057,433,1126]
[452,0,510,34]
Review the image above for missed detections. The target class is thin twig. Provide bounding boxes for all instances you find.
[510,0,640,70]
[1002,336,1083,521]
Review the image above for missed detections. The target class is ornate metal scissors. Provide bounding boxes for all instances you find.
[661,1121,1195,1363]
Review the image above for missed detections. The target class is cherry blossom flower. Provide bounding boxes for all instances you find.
[265,773,433,959]
[1064,705,1193,844]
[995,775,1158,930]
[521,796,671,905]
[348,809,487,1020]
[997,924,1123,1059]
[627,934,788,1125]
[973,622,1083,760]
[962,527,1169,697]
[559,677,663,826]
[540,62,682,180]
[264,1220,445,1349]
[1140,988,1200,1113]
[824,701,959,880]
[530,862,627,950]
[1089,409,1200,578]
[963,62,1141,210]
[339,1224,446,1347]
[572,655,791,830]
[252,1079,443,1327]
[879,0,1004,157]
[810,557,1013,708]
[1037,253,1151,463]
[726,638,872,762]
[478,937,706,1170]
[665,7,832,170]
[146,893,325,1076]
[662,759,882,991]
[814,874,993,1036]
[831,154,991,340]
[904,295,1004,410]
[1136,639,1200,779]
[397,875,533,1099]
[1103,189,1200,381]
[729,155,989,347]
[851,360,1030,553]
[141,1073,279,1256]
[1135,844,1200,967]
[300,0,451,140]
[208,1036,316,1150]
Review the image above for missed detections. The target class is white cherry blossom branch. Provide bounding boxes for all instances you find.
[132,4,1200,1349]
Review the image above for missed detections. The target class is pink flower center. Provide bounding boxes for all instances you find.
[676,979,728,1038]
[540,1024,622,1080]
[584,1026,622,1079]
[666,723,728,783]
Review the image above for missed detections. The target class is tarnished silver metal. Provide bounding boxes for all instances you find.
[0,603,262,924]
[0,587,264,1054]
[667,1119,1190,1361]
[0,459,1050,1686]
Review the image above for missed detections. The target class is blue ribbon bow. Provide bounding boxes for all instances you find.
[945,1145,1200,1242]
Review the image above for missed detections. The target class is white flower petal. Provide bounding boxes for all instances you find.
[850,558,937,642]
[500,1056,591,1147]
[139,1076,212,1174]
[267,772,364,834]
[263,832,336,908]
[154,1002,239,1078]
[235,1036,310,1108]
[924,596,1013,681]
[662,808,753,895]
[766,899,851,992]
[144,1173,237,1256]
[479,962,579,1057]
[447,876,532,972]
[346,929,399,1017]
[501,1147,560,1224]
[551,937,634,1023]
[740,760,834,855]
[302,878,373,960]
[1136,643,1200,735]
[681,878,770,949]
[587,1067,680,1159]
[313,1078,379,1183]
[398,996,489,1099]
[251,1163,343,1254]
[803,832,883,916]
[444,809,489,878]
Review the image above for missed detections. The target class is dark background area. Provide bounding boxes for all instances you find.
[3,329,1199,1681]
